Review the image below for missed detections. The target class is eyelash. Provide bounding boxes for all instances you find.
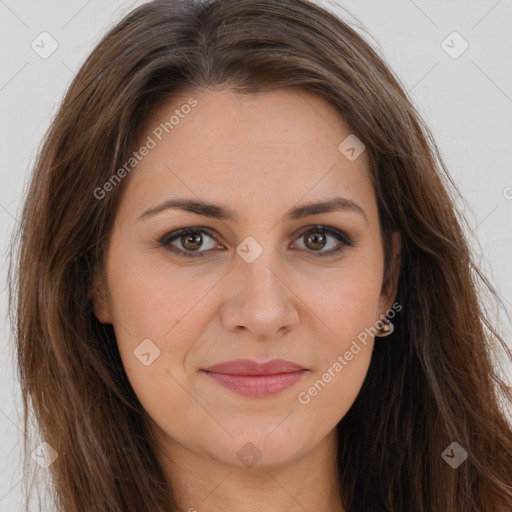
[157,225,353,258]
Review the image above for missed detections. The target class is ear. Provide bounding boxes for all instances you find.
[89,267,113,324]
[378,231,402,314]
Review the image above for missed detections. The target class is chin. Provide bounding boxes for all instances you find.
[208,424,312,469]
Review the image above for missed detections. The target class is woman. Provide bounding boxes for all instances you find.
[9,0,512,511]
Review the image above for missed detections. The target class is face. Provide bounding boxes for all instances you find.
[93,86,398,470]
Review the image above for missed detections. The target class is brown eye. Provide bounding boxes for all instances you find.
[159,227,221,257]
[304,231,327,251]
[293,226,352,256]
[181,232,203,251]
[159,225,352,259]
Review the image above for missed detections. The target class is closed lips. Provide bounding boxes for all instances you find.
[200,359,309,397]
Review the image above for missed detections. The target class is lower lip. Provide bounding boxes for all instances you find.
[201,370,308,397]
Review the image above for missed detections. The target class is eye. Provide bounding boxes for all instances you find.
[158,225,352,258]
[292,225,352,256]
[158,227,222,258]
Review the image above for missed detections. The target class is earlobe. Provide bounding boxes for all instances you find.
[90,270,113,324]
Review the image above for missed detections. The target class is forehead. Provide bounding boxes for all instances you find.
[117,86,375,222]
[144,86,359,153]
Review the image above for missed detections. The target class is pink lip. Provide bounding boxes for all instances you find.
[201,358,309,397]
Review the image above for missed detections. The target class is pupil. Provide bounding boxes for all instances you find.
[306,232,326,250]
[183,233,202,250]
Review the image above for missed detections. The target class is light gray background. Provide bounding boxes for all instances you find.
[1,0,511,509]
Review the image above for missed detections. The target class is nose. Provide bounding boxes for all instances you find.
[219,247,300,339]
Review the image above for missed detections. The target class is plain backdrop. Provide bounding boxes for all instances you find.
[1,0,511,509]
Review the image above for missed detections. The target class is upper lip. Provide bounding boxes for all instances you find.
[202,358,307,376]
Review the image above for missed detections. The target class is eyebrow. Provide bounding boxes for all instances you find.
[139,196,368,223]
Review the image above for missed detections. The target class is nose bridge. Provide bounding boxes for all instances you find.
[221,232,299,335]
[235,233,286,303]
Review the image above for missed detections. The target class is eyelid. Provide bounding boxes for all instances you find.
[158,226,218,246]
[158,226,222,258]
[294,224,352,246]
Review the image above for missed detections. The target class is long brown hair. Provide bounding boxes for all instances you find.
[8,0,512,511]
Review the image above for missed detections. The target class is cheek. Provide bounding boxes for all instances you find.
[303,257,384,339]
[292,285,379,431]
[107,263,206,422]
[294,259,382,412]
[104,244,216,390]
[106,245,212,337]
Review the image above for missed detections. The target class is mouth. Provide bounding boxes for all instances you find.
[200,358,310,397]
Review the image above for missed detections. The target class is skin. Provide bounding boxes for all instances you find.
[93,86,400,512]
